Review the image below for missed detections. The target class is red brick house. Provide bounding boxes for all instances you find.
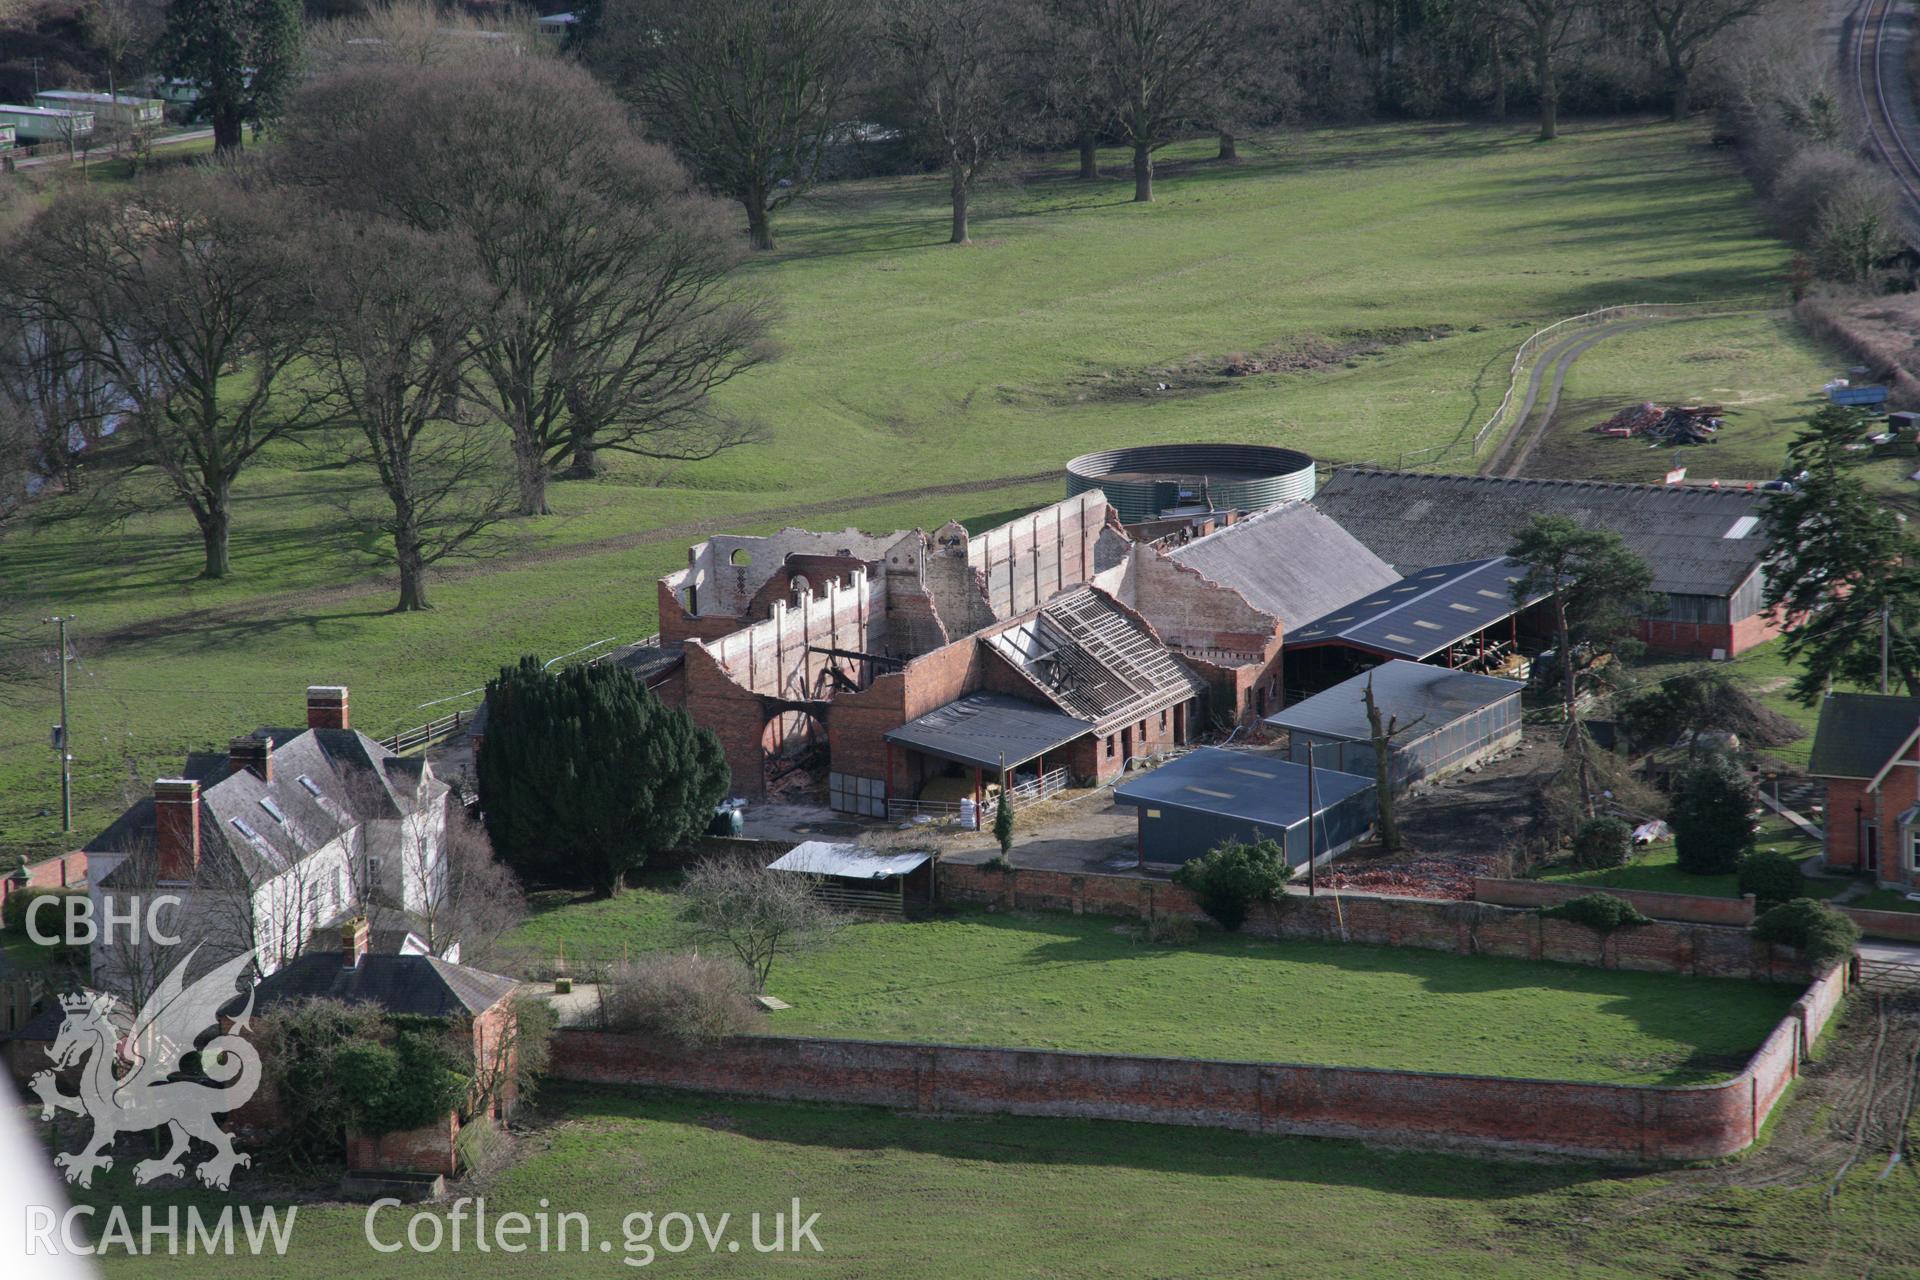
[237,918,521,1177]
[1807,692,1920,890]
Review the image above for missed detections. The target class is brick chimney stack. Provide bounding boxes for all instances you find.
[228,734,273,780]
[342,915,370,968]
[153,779,201,881]
[307,685,349,731]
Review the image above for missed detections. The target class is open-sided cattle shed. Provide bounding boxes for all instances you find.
[1112,747,1374,867]
[767,841,934,916]
[1264,659,1523,791]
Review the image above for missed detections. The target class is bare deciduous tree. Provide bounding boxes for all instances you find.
[1502,0,1594,140]
[676,859,846,990]
[281,58,773,514]
[10,168,317,577]
[1640,0,1769,120]
[1068,0,1260,202]
[589,0,870,251]
[883,0,1028,244]
[300,215,514,611]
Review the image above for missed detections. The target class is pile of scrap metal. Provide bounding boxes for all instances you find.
[1591,401,1723,445]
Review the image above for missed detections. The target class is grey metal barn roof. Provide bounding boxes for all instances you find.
[1167,501,1400,629]
[884,692,1092,771]
[1113,747,1372,829]
[1311,470,1773,598]
[1807,692,1920,779]
[1264,659,1523,745]
[768,842,931,879]
[1286,557,1544,660]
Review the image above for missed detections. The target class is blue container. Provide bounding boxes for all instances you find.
[1829,384,1890,407]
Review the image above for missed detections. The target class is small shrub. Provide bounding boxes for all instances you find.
[1541,892,1651,933]
[1171,837,1292,932]
[1571,817,1632,870]
[2,887,82,935]
[1738,850,1807,909]
[601,952,768,1042]
[1752,899,1861,969]
[983,853,1015,874]
[1148,916,1198,946]
[1671,756,1756,875]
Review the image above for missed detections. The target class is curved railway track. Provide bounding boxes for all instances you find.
[1850,0,1920,229]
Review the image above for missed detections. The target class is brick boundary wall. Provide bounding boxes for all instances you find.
[0,851,86,909]
[1472,877,1758,927]
[550,963,1848,1163]
[1837,906,1920,943]
[936,863,1815,984]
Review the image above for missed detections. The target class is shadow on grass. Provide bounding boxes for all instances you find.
[540,1080,1622,1197]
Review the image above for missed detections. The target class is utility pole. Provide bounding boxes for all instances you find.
[44,615,74,833]
[1882,600,1891,695]
[1305,748,1318,898]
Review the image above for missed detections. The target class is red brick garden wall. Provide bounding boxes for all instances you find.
[549,963,1847,1163]
[1472,877,1758,927]
[937,863,1816,984]
[0,851,87,909]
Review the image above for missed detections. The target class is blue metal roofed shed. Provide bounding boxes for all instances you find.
[1264,659,1523,792]
[1112,747,1374,867]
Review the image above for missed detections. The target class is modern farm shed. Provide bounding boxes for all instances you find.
[1264,660,1522,791]
[1113,747,1374,867]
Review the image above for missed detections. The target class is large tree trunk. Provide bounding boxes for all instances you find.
[1132,142,1153,203]
[1491,29,1507,120]
[1536,38,1558,141]
[211,108,244,156]
[1668,59,1691,121]
[511,436,549,516]
[1077,130,1099,179]
[395,524,430,612]
[949,162,970,245]
[745,200,775,252]
[1217,130,1238,162]
[198,497,231,579]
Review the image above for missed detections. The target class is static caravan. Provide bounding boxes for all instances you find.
[0,104,94,143]
[34,90,164,129]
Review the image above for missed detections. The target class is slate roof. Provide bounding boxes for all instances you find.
[1311,469,1773,598]
[1113,747,1373,828]
[1263,659,1523,745]
[1167,501,1401,629]
[1806,692,1920,779]
[1285,557,1546,660]
[88,726,442,889]
[988,588,1206,728]
[239,953,518,1019]
[885,692,1092,770]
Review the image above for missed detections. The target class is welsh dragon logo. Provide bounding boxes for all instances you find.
[31,947,262,1191]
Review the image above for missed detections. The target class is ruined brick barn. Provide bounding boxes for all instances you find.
[647,492,1317,812]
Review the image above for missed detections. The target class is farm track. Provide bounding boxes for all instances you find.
[1849,0,1920,231]
[1478,320,1661,478]
[87,468,1064,650]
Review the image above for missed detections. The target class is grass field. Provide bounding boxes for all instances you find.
[507,890,1794,1084]
[0,117,1807,857]
[67,1073,1920,1279]
[1535,813,1847,899]
[1523,309,1843,483]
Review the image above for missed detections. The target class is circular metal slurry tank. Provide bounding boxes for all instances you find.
[1065,443,1317,524]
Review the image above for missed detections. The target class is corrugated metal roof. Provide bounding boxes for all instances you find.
[768,842,931,879]
[1167,501,1401,628]
[884,692,1091,770]
[1807,692,1920,778]
[1312,469,1772,598]
[1286,557,1545,660]
[1113,747,1372,828]
[1263,659,1523,744]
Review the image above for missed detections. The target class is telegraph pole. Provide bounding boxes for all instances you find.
[1882,600,1891,695]
[44,615,73,833]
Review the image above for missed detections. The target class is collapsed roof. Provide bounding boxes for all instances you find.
[989,588,1207,728]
